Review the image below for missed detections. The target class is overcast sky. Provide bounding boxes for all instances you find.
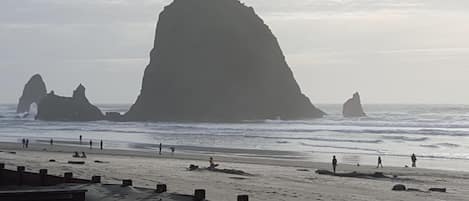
[1,0,469,104]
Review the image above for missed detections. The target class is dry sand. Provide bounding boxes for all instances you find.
[1,142,469,201]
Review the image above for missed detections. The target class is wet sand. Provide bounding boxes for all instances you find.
[1,142,469,201]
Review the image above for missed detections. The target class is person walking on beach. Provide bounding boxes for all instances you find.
[22,138,25,148]
[159,143,162,155]
[100,140,103,150]
[50,138,53,146]
[89,140,93,149]
[25,139,29,148]
[377,156,383,168]
[79,135,82,144]
[411,153,417,167]
[332,155,338,174]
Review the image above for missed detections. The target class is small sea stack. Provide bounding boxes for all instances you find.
[17,74,47,114]
[125,0,325,122]
[36,84,104,121]
[343,92,366,117]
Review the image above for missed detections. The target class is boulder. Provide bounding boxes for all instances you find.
[17,74,47,114]
[343,92,366,117]
[36,84,104,121]
[392,184,406,191]
[124,0,325,122]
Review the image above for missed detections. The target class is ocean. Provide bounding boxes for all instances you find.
[1,104,469,171]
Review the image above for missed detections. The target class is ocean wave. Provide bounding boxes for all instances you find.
[300,142,380,153]
[382,136,429,141]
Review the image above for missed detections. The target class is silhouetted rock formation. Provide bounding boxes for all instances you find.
[36,84,104,121]
[17,74,47,113]
[125,0,325,122]
[343,92,366,117]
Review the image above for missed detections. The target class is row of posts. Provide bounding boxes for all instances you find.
[1,163,249,200]
[121,179,249,201]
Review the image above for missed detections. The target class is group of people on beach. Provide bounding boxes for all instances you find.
[78,135,103,150]
[21,138,29,148]
[331,153,418,173]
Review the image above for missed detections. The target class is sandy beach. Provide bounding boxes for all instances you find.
[1,141,469,201]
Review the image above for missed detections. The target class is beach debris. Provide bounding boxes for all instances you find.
[49,159,56,162]
[8,152,16,154]
[188,164,253,176]
[189,164,199,171]
[407,188,424,192]
[392,184,407,191]
[93,160,109,164]
[296,169,310,172]
[429,188,447,193]
[316,170,389,179]
[68,161,85,165]
[229,177,248,180]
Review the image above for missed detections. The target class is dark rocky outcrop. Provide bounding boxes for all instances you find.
[343,92,366,117]
[36,84,104,121]
[125,0,325,122]
[17,74,47,113]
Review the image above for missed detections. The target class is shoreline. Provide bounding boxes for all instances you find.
[2,142,469,201]
[0,141,466,173]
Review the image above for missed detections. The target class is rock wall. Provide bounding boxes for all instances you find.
[125,0,325,122]
[343,92,366,117]
[36,84,104,121]
[17,74,47,113]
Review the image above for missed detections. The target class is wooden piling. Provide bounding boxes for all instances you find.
[194,189,206,201]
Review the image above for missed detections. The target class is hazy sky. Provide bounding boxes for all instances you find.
[1,0,469,104]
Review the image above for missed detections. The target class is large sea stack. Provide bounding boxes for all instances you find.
[17,74,47,113]
[343,92,366,117]
[36,84,104,121]
[125,0,325,122]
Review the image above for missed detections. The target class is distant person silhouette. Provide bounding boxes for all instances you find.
[89,140,92,149]
[50,138,53,146]
[79,135,82,144]
[411,153,417,167]
[100,140,103,150]
[22,138,25,148]
[332,155,338,174]
[377,156,383,168]
[159,143,162,155]
[25,139,29,148]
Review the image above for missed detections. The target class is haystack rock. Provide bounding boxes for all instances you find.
[125,0,325,122]
[17,74,47,114]
[343,92,366,117]
[36,84,104,121]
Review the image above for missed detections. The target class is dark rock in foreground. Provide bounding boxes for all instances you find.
[343,92,366,117]
[125,0,325,122]
[36,84,104,121]
[17,74,47,113]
